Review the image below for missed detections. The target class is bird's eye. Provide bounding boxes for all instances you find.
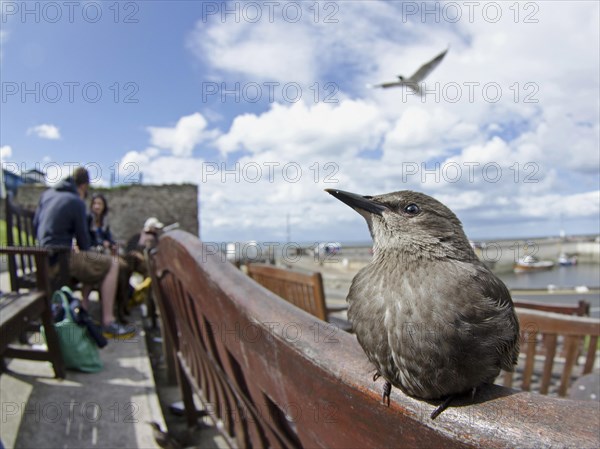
[404,203,420,215]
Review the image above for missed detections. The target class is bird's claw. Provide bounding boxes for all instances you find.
[372,373,391,406]
[382,381,391,407]
[430,395,454,420]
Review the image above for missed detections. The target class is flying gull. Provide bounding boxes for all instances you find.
[368,48,449,95]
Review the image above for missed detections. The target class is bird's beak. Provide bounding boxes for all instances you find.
[325,189,388,216]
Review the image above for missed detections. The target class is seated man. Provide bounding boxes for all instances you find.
[33,166,135,339]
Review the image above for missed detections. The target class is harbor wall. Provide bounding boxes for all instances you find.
[305,237,600,273]
[473,238,600,272]
[3,183,200,244]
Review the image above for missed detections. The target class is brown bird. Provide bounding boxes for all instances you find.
[147,421,182,449]
[325,189,519,419]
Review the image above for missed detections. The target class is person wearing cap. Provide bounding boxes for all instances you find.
[139,217,164,250]
[33,167,135,339]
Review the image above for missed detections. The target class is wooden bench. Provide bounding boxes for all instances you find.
[502,308,599,397]
[4,192,71,291]
[246,263,352,332]
[5,192,39,290]
[0,247,65,378]
[512,299,591,362]
[4,193,135,323]
[150,230,599,448]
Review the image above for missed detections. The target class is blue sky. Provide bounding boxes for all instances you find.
[1,1,599,243]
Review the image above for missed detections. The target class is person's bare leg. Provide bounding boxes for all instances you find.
[101,259,119,326]
[81,285,92,310]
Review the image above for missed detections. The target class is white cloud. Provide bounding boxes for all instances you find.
[128,2,599,241]
[187,1,453,90]
[189,20,316,84]
[129,155,207,185]
[216,99,387,158]
[516,191,600,219]
[382,107,478,162]
[119,148,154,170]
[0,145,12,160]
[27,124,61,140]
[147,113,218,157]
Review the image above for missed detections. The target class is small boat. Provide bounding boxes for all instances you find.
[558,253,578,266]
[514,255,555,273]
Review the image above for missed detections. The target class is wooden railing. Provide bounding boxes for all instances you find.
[151,230,599,449]
[513,299,590,316]
[504,308,599,396]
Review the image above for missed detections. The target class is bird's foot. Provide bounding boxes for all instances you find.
[372,372,391,406]
[430,395,455,420]
[382,381,392,407]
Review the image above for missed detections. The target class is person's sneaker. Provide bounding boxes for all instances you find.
[103,321,136,339]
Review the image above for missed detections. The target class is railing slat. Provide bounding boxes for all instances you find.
[540,334,557,395]
[521,332,538,391]
[584,336,598,374]
[559,336,581,397]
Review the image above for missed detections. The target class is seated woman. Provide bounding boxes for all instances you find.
[82,194,131,322]
[88,193,116,253]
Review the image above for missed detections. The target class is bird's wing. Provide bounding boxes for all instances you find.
[407,48,448,83]
[370,80,404,89]
[473,266,520,371]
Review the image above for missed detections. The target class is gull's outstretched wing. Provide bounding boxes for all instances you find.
[406,47,448,83]
[369,81,403,89]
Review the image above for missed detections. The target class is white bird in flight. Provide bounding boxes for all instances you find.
[368,48,449,95]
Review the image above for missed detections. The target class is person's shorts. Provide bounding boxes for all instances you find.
[69,250,113,284]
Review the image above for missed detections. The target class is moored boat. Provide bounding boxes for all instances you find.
[514,255,555,273]
[558,253,578,266]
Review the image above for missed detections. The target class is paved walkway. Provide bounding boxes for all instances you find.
[0,268,227,449]
[0,278,164,448]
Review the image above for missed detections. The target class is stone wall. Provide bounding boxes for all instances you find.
[6,184,199,244]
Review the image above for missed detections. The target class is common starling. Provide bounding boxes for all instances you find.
[368,47,448,94]
[325,189,519,419]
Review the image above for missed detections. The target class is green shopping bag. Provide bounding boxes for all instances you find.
[42,286,103,373]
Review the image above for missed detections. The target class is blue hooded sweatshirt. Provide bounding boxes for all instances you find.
[33,177,91,251]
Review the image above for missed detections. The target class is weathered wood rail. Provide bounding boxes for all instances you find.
[152,230,600,449]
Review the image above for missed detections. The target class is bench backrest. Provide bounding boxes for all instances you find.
[5,193,38,291]
[503,308,600,396]
[247,263,327,321]
[4,192,73,292]
[513,299,590,316]
[150,230,599,449]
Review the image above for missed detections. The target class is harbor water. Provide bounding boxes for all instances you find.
[497,263,600,290]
